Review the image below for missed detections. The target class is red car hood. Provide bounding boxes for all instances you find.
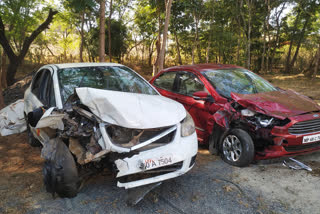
[231,90,320,119]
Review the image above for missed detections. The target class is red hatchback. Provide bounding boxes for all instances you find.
[150,64,320,166]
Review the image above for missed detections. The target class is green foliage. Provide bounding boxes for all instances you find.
[87,19,128,62]
[0,0,55,53]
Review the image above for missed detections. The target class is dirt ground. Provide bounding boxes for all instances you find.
[1,74,320,214]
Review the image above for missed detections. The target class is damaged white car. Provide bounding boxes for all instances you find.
[2,63,197,198]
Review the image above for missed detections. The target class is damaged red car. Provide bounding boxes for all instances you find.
[150,64,320,167]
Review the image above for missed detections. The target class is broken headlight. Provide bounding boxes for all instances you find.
[241,109,256,117]
[181,112,195,137]
[242,109,275,128]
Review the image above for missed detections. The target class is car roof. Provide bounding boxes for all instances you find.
[48,62,124,69]
[163,64,244,73]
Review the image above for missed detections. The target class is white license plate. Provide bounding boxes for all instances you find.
[143,155,173,170]
[302,133,320,144]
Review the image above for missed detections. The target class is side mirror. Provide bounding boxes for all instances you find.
[193,91,215,102]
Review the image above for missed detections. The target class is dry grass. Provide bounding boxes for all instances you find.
[263,74,320,105]
[0,133,43,214]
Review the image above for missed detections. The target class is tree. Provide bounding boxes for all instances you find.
[108,0,113,62]
[0,48,4,109]
[0,8,57,85]
[134,2,158,66]
[158,0,173,71]
[99,0,106,62]
[284,1,319,73]
[64,0,96,62]
[87,19,128,62]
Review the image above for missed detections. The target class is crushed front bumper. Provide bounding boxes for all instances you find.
[113,124,198,189]
[256,121,320,159]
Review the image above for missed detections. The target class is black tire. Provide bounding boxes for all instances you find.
[219,129,254,167]
[26,124,42,147]
[43,138,79,198]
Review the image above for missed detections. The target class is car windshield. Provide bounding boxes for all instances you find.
[58,66,158,102]
[201,68,277,98]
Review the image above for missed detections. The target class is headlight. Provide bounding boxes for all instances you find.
[241,109,255,116]
[258,117,274,127]
[242,109,275,128]
[181,112,195,137]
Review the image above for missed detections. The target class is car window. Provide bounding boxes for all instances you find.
[33,70,55,106]
[177,72,206,96]
[58,66,158,103]
[31,70,45,97]
[43,74,56,107]
[153,72,176,92]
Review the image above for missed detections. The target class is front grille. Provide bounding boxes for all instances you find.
[284,141,320,152]
[106,125,176,151]
[288,118,320,135]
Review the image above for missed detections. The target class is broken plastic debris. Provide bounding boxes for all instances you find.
[283,158,312,172]
[36,107,64,130]
[126,182,162,206]
[0,99,26,136]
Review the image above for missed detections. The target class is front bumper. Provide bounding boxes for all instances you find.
[255,143,320,160]
[256,115,320,159]
[114,125,198,189]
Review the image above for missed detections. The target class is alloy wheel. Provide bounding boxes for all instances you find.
[222,135,242,162]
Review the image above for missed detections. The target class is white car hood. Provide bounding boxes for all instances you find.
[75,87,186,129]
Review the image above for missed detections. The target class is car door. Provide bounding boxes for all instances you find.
[25,68,57,141]
[175,71,212,142]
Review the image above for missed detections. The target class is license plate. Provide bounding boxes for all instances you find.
[302,133,320,144]
[143,155,173,170]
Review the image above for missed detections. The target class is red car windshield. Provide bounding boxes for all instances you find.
[201,68,277,98]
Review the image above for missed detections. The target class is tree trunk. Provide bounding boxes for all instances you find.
[287,16,310,73]
[79,11,85,62]
[192,46,195,65]
[6,60,19,85]
[246,0,252,69]
[195,19,201,63]
[99,0,106,62]
[0,9,57,86]
[261,1,267,72]
[206,41,211,63]
[285,9,301,73]
[1,50,6,89]
[270,3,286,72]
[312,43,320,79]
[174,31,182,65]
[0,48,4,109]
[148,39,155,67]
[158,0,173,72]
[153,13,162,76]
[108,0,113,62]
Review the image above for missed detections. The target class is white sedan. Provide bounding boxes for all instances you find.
[21,63,197,198]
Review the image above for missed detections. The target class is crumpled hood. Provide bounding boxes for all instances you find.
[231,89,320,119]
[75,88,186,129]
